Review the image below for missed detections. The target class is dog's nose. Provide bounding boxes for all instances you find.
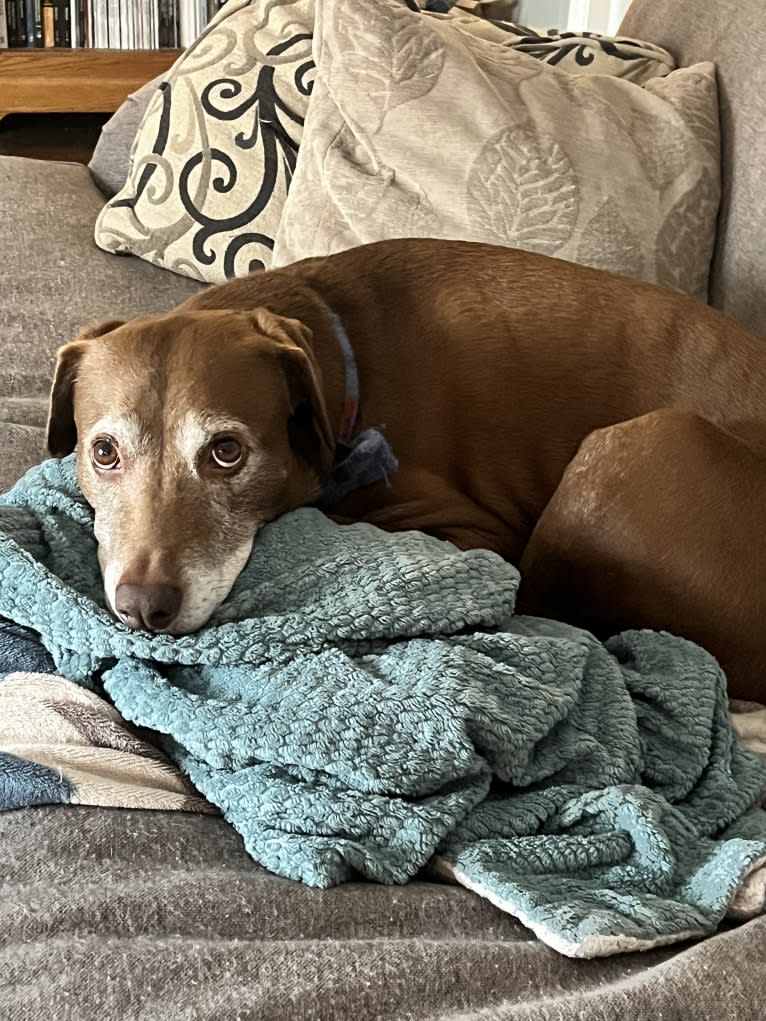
[114,583,183,633]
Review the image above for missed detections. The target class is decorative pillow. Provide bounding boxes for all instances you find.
[447,20,676,83]
[272,0,720,300]
[95,0,316,281]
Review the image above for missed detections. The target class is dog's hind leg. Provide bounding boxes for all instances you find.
[516,408,766,702]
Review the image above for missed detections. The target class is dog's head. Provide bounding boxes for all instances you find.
[47,308,336,634]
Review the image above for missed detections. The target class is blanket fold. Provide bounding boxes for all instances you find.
[0,667,214,814]
[0,455,765,957]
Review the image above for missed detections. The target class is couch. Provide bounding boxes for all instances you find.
[1,0,766,1018]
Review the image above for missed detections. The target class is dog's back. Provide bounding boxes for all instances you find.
[181,238,766,556]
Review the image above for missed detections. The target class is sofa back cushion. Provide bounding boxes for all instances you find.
[621,0,766,335]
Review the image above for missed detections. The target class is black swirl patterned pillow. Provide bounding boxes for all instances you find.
[471,21,676,82]
[95,0,316,282]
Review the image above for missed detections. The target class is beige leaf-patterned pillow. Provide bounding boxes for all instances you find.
[273,0,720,300]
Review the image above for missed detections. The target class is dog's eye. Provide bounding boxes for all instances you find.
[210,436,244,470]
[91,438,121,471]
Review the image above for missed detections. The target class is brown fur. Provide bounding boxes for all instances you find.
[48,239,766,698]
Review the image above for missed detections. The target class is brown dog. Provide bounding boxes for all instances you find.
[47,239,766,699]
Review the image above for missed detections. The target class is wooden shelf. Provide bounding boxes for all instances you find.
[0,49,182,115]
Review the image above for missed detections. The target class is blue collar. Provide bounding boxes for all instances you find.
[330,312,360,444]
[318,313,398,508]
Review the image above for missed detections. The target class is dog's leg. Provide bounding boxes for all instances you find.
[516,409,766,702]
[331,465,514,557]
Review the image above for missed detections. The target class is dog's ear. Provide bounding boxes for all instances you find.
[250,308,336,473]
[46,320,125,457]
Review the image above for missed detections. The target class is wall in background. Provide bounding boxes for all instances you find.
[515,0,631,31]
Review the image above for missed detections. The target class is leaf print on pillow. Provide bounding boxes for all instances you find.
[575,198,646,282]
[645,69,720,165]
[326,0,446,133]
[467,124,579,256]
[629,102,694,193]
[325,125,442,245]
[655,168,719,301]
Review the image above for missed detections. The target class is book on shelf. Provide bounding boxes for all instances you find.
[0,0,226,47]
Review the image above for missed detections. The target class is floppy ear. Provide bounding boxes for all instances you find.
[46,319,125,457]
[250,308,336,473]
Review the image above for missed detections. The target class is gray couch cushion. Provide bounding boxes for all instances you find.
[0,156,203,491]
[88,77,162,198]
[1,805,765,1019]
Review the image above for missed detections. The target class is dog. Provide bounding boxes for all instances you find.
[47,239,766,700]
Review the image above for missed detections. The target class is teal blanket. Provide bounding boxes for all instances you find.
[1,456,765,957]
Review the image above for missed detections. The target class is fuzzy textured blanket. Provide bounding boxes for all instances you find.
[0,455,765,957]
